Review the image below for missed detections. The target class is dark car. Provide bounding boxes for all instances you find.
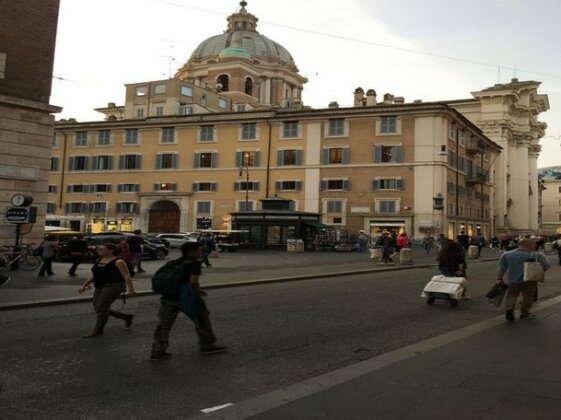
[90,232,168,260]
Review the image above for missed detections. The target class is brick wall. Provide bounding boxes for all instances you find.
[0,0,61,103]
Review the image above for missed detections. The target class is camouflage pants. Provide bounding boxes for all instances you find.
[151,298,216,354]
[92,282,127,329]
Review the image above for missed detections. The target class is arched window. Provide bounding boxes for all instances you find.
[245,77,253,96]
[217,74,229,92]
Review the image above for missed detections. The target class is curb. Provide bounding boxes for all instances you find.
[0,258,500,312]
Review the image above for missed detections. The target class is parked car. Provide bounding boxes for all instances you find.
[156,233,197,248]
[91,232,168,260]
[144,233,170,249]
[197,229,248,252]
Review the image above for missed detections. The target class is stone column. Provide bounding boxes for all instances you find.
[528,145,540,231]
[509,138,530,231]
[264,78,271,105]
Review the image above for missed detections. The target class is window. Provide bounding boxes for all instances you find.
[217,74,229,92]
[67,184,88,193]
[236,151,260,167]
[66,202,86,213]
[47,203,56,213]
[91,184,111,193]
[241,123,257,140]
[90,202,107,213]
[154,84,166,94]
[51,157,59,171]
[328,118,345,136]
[218,98,227,109]
[234,181,259,192]
[321,179,351,191]
[119,154,142,170]
[75,131,87,147]
[92,155,113,170]
[117,184,139,193]
[135,86,147,96]
[201,95,207,107]
[69,156,90,171]
[380,116,397,134]
[116,202,137,213]
[449,122,456,139]
[136,108,145,118]
[199,125,214,142]
[52,135,58,148]
[125,129,138,145]
[236,104,246,112]
[48,185,57,193]
[283,121,299,138]
[322,147,350,164]
[277,149,303,166]
[558,214,561,222]
[97,130,111,146]
[458,130,465,146]
[372,179,404,190]
[195,152,216,168]
[156,153,177,169]
[155,106,164,116]
[178,105,193,115]
[181,86,193,97]
[326,201,343,213]
[377,200,398,214]
[238,201,254,211]
[373,145,403,163]
[154,183,176,192]
[196,201,211,213]
[161,127,175,143]
[275,180,302,191]
[558,186,561,193]
[192,182,216,192]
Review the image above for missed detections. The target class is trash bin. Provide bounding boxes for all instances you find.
[296,239,304,253]
[287,239,296,253]
[467,245,479,260]
[544,242,554,253]
[399,247,413,265]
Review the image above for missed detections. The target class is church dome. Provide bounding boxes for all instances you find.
[186,2,299,71]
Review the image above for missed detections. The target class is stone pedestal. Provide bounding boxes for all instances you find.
[399,248,413,265]
[467,245,479,260]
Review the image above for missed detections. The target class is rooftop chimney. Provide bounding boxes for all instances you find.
[393,96,405,104]
[353,87,365,107]
[328,101,339,109]
[108,102,116,108]
[383,93,394,104]
[366,89,377,106]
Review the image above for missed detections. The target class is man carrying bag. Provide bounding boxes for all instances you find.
[496,238,550,322]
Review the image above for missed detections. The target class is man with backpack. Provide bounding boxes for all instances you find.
[150,241,226,361]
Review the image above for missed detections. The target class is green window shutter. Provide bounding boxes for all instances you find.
[211,153,217,168]
[194,153,200,168]
[69,157,75,170]
[116,203,122,213]
[275,181,281,190]
[394,146,403,162]
[254,151,260,167]
[171,154,177,169]
[172,183,177,191]
[119,156,125,169]
[254,182,259,191]
[342,148,350,164]
[106,185,112,193]
[84,157,91,170]
[117,184,123,193]
[107,156,113,170]
[67,185,72,193]
[396,179,404,189]
[321,149,329,164]
[295,181,302,191]
[156,154,162,169]
[211,183,217,192]
[154,183,161,192]
[372,180,380,189]
[236,152,242,167]
[92,156,99,170]
[277,150,284,166]
[343,180,351,190]
[135,155,142,169]
[234,182,240,192]
[295,150,303,165]
[374,146,381,163]
[192,183,199,192]
[320,180,327,191]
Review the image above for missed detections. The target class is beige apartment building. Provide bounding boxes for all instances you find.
[539,168,561,234]
[50,96,499,240]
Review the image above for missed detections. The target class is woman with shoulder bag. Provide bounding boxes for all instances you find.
[78,243,136,338]
[38,235,58,277]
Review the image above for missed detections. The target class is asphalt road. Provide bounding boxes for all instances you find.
[1,257,560,420]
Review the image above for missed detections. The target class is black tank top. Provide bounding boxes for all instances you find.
[92,258,124,288]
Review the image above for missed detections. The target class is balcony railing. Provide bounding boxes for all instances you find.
[466,171,487,184]
[465,139,484,155]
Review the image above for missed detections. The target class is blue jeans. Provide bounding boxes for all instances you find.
[39,257,54,275]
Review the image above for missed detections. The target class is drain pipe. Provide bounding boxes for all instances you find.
[265,119,272,198]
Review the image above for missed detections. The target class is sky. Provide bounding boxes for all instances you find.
[51,0,561,168]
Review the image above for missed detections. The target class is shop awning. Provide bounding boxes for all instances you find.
[304,221,331,229]
[369,222,406,227]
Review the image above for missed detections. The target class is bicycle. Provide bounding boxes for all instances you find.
[0,244,42,272]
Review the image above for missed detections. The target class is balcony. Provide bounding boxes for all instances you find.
[466,171,487,184]
[465,139,484,155]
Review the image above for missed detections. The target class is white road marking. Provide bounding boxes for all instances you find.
[201,403,234,413]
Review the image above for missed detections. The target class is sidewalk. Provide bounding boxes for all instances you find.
[194,295,561,420]
[0,247,500,309]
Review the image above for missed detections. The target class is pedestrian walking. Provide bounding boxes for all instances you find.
[127,229,145,273]
[422,233,434,254]
[66,236,88,277]
[470,233,486,257]
[396,232,409,253]
[200,233,216,267]
[150,242,226,360]
[376,231,394,263]
[456,231,470,251]
[38,235,58,277]
[496,238,551,322]
[358,231,369,253]
[78,243,136,338]
[436,233,447,251]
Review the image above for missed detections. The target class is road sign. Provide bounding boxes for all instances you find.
[4,206,37,224]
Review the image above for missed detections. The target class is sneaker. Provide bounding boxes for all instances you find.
[200,345,227,355]
[520,313,537,320]
[150,352,172,361]
[124,314,134,328]
[82,329,104,338]
[505,309,515,322]
[0,276,11,286]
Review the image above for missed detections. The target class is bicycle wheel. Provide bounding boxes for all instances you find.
[0,254,11,272]
[19,254,42,271]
